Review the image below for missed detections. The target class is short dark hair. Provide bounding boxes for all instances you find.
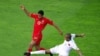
[38,10,44,16]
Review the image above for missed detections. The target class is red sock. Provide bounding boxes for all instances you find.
[39,47,45,50]
[28,48,32,52]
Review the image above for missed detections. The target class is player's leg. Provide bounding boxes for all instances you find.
[31,49,53,56]
[38,34,45,50]
[24,40,36,56]
[25,45,59,56]
[23,50,53,56]
[35,34,45,50]
[31,50,46,54]
[35,34,53,56]
[50,45,59,54]
[35,43,45,50]
[28,40,36,52]
[45,50,53,56]
[35,43,40,50]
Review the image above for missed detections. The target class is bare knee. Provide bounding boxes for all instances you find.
[45,50,51,54]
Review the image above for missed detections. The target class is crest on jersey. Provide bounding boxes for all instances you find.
[37,20,44,25]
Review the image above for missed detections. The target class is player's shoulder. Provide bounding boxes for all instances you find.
[30,13,38,18]
[71,34,76,39]
[71,34,76,36]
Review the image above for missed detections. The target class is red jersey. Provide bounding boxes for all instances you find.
[30,13,54,35]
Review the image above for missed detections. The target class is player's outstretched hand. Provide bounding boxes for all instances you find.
[20,5,25,10]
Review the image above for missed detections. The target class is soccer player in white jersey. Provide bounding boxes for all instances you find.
[25,33,84,56]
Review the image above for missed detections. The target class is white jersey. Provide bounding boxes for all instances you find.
[50,34,79,56]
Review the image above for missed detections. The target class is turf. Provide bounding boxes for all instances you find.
[0,0,100,56]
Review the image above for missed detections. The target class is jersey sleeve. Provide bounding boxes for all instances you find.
[71,42,80,50]
[30,13,38,19]
[46,18,54,25]
[71,34,76,39]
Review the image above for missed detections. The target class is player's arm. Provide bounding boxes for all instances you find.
[72,44,83,56]
[75,33,85,37]
[52,23,63,36]
[20,5,31,17]
[76,49,83,56]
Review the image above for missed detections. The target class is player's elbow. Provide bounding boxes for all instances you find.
[27,13,31,17]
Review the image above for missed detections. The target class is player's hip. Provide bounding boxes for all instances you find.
[32,35,43,45]
[32,32,42,37]
[50,45,71,54]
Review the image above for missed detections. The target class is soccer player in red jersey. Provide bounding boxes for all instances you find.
[20,5,63,54]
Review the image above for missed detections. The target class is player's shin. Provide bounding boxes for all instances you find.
[31,50,45,54]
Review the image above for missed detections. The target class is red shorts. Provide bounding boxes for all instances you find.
[32,33,42,45]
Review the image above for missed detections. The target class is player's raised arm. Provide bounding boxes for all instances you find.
[20,5,31,17]
[52,23,63,36]
[76,33,85,37]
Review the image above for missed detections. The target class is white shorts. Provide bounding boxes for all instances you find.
[50,45,70,56]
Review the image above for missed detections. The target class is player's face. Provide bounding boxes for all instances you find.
[67,35,70,38]
[38,14,43,19]
[65,35,71,41]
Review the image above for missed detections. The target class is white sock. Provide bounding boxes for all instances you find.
[31,50,45,54]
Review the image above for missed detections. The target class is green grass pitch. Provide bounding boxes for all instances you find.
[0,0,100,56]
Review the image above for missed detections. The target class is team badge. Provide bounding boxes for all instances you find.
[37,20,44,25]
